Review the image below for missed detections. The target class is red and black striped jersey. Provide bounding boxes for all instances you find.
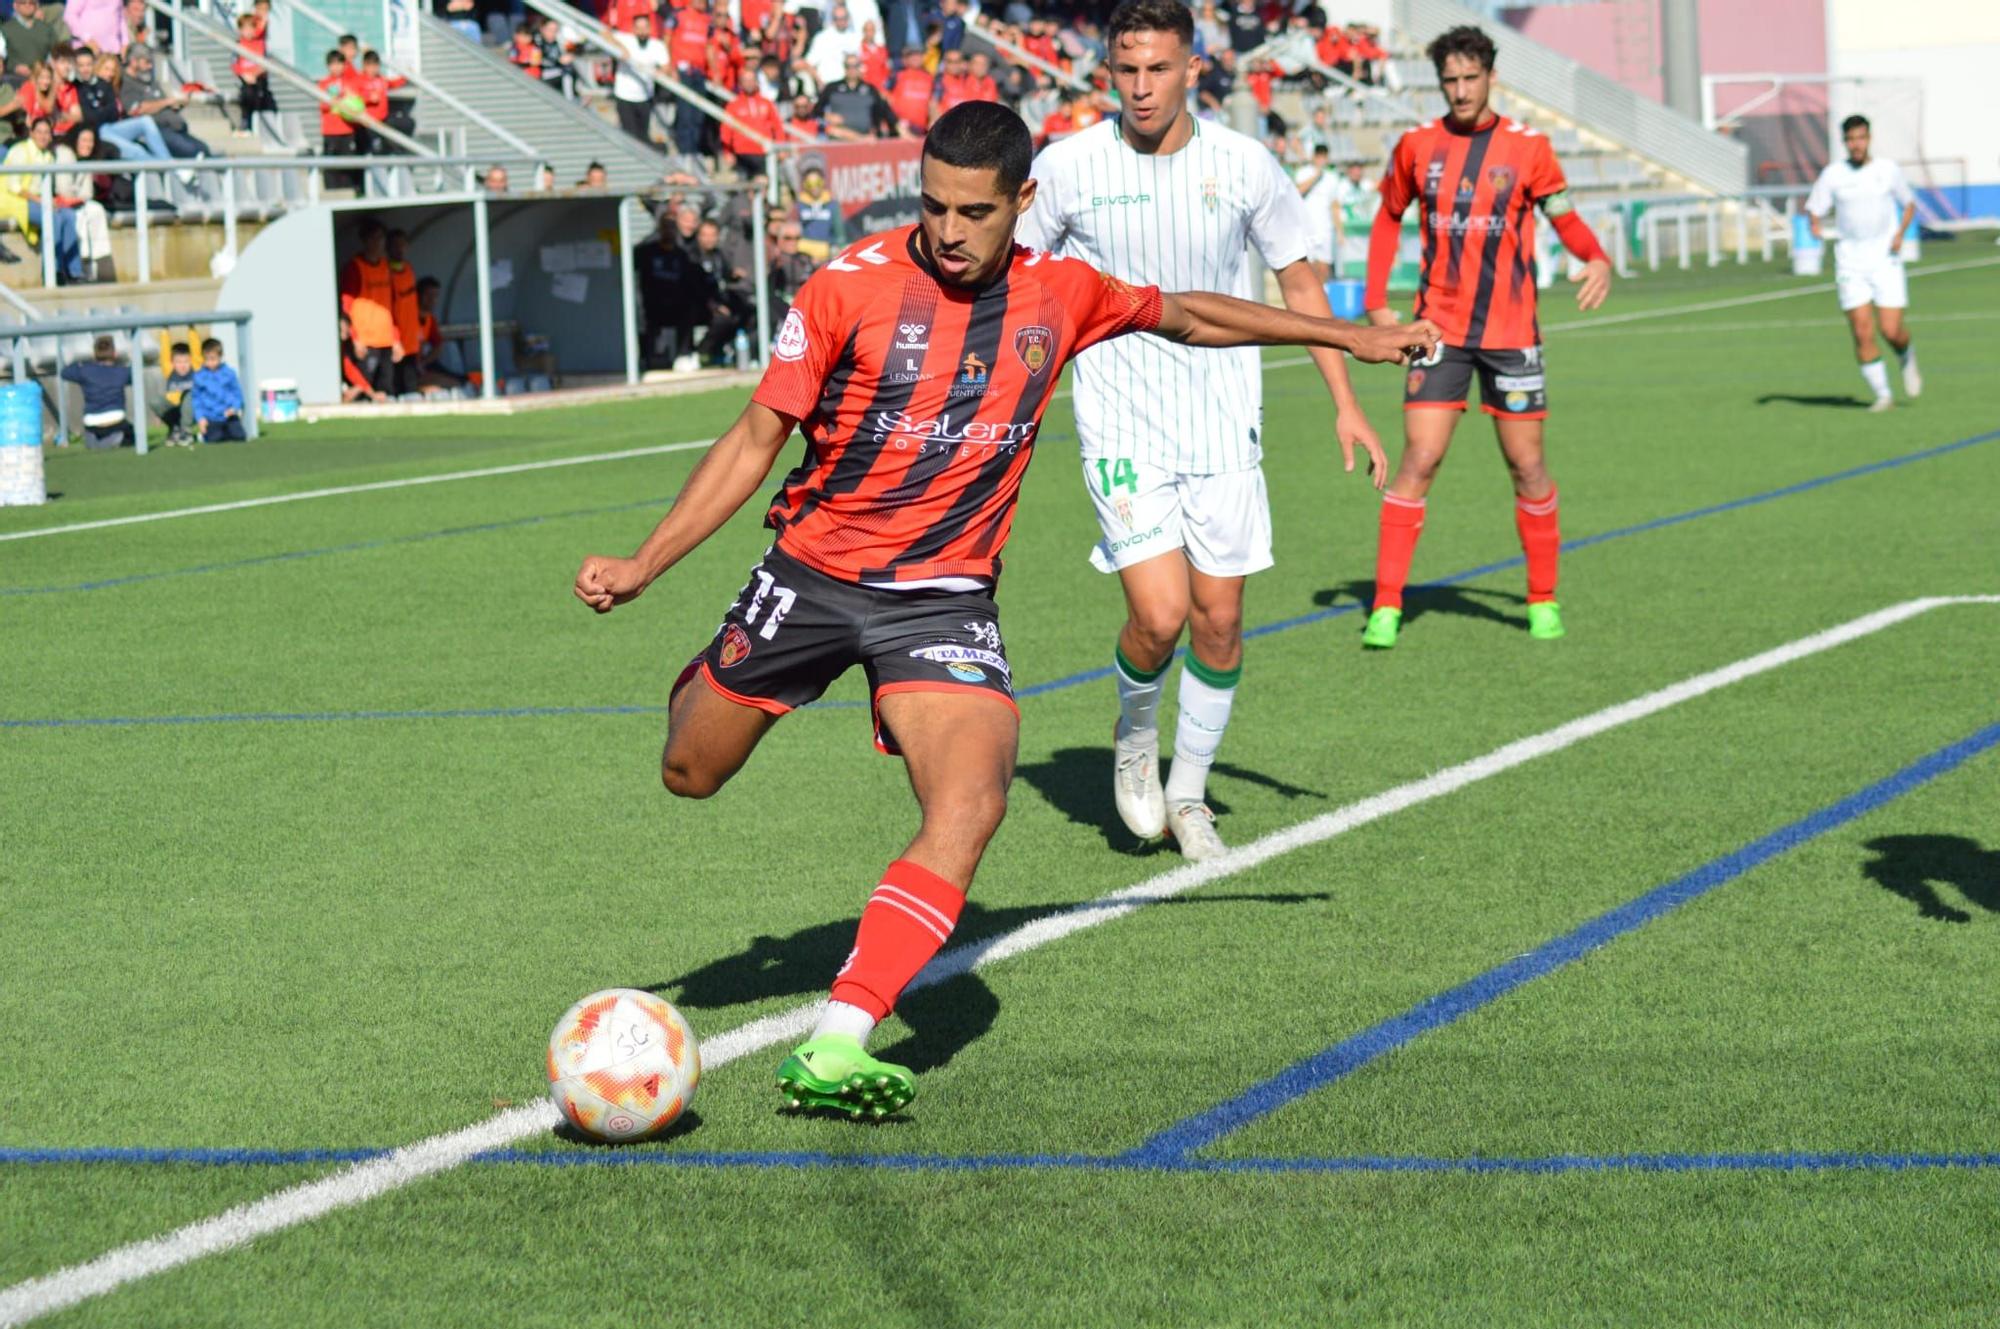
[1379,115,1567,350]
[751,224,1163,586]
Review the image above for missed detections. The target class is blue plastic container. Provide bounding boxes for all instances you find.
[1324,279,1366,320]
[0,381,42,444]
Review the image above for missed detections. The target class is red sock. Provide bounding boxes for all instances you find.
[1515,489,1561,604]
[1373,493,1427,612]
[829,859,965,1020]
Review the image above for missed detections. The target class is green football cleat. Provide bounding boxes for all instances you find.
[1361,606,1402,649]
[774,1034,916,1120]
[1526,601,1565,640]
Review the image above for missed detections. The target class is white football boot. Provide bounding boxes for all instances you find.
[1165,802,1227,862]
[1112,719,1167,839]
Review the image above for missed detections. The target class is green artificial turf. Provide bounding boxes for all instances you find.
[3,250,1998,1325]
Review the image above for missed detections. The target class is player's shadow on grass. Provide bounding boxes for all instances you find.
[1315,580,1527,633]
[1755,393,1866,410]
[651,891,1327,1071]
[1013,746,1327,848]
[1862,834,2000,924]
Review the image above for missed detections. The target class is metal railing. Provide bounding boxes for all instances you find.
[281,0,540,158]
[5,307,258,449]
[147,0,434,158]
[0,154,543,288]
[1395,0,1748,196]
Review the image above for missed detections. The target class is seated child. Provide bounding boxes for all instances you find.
[157,340,197,445]
[192,336,247,442]
[59,334,132,450]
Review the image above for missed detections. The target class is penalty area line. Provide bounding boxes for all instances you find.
[2,594,1996,1326]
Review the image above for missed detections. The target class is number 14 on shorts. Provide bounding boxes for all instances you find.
[1094,457,1138,496]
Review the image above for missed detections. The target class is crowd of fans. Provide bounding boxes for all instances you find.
[456,0,1389,173]
[0,0,215,279]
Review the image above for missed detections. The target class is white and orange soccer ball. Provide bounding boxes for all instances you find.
[546,988,701,1142]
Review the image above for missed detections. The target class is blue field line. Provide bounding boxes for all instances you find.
[7,425,1997,730]
[0,494,677,596]
[1119,720,2000,1166]
[6,1143,1999,1177]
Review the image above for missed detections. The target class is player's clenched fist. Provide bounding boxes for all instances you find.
[1351,318,1441,365]
[574,555,650,613]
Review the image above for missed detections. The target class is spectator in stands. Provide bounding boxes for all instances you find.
[3,0,71,81]
[581,160,608,187]
[534,16,577,98]
[1196,45,1235,114]
[21,61,81,139]
[61,335,133,449]
[121,46,213,161]
[804,3,862,86]
[933,48,984,112]
[603,0,656,36]
[964,51,999,102]
[386,228,422,395]
[484,163,508,192]
[936,0,967,52]
[441,0,482,44]
[340,312,388,402]
[793,163,835,258]
[632,211,700,368]
[886,44,931,132]
[535,161,557,189]
[411,277,461,389]
[1193,1,1226,58]
[339,218,402,396]
[766,218,814,322]
[612,12,668,144]
[508,21,541,73]
[76,50,180,168]
[1226,0,1264,53]
[783,88,820,141]
[122,0,152,54]
[53,124,112,281]
[668,0,712,75]
[0,117,82,283]
[721,69,780,178]
[76,118,139,212]
[858,20,889,87]
[689,216,749,364]
[159,341,196,445]
[192,337,246,443]
[816,52,897,140]
[317,50,364,190]
[66,0,126,56]
[232,11,276,136]
[358,50,413,143]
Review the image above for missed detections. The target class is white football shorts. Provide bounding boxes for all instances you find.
[1084,460,1274,578]
[1836,248,1908,311]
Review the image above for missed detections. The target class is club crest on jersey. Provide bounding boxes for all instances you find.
[1201,177,1219,212]
[1406,368,1426,394]
[1013,325,1053,375]
[1486,164,1516,194]
[718,623,752,668]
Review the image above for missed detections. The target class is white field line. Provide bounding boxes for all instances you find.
[14,253,1996,546]
[4,593,1995,1327]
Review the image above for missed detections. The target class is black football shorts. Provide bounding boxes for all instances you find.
[1403,344,1549,420]
[674,543,1017,754]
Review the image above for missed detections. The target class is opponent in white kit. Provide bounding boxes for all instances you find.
[1016,0,1387,861]
[1806,113,1921,411]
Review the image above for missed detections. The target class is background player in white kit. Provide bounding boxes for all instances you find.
[1807,114,1920,412]
[1016,0,1389,861]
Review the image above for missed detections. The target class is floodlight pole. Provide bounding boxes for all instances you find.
[473,192,497,401]
[619,196,640,386]
[752,188,770,367]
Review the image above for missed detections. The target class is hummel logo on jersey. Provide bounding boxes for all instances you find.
[827,241,890,272]
[895,323,929,350]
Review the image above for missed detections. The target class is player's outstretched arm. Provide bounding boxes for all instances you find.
[1154,290,1440,364]
[1272,258,1387,489]
[573,402,796,614]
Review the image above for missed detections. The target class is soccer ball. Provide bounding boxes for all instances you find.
[332,92,367,122]
[546,988,701,1142]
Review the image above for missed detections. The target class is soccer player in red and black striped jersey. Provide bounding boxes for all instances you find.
[1360,25,1612,649]
[574,102,1438,1119]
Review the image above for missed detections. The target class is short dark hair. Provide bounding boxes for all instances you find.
[338,32,358,46]
[325,49,344,66]
[200,337,223,356]
[362,48,381,63]
[359,218,385,240]
[1841,114,1870,135]
[1427,24,1495,76]
[922,101,1032,194]
[416,276,440,294]
[586,160,606,173]
[170,341,191,357]
[92,334,116,362]
[1107,0,1195,51]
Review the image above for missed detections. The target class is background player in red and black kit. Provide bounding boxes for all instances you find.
[574,102,1438,1119]
[1360,25,1612,649]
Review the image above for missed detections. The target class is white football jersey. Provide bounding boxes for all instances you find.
[1016,116,1312,475]
[1805,156,1915,256]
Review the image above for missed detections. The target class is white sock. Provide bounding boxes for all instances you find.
[811,999,877,1045]
[1114,647,1165,739]
[1860,358,1890,399]
[1164,657,1239,807]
